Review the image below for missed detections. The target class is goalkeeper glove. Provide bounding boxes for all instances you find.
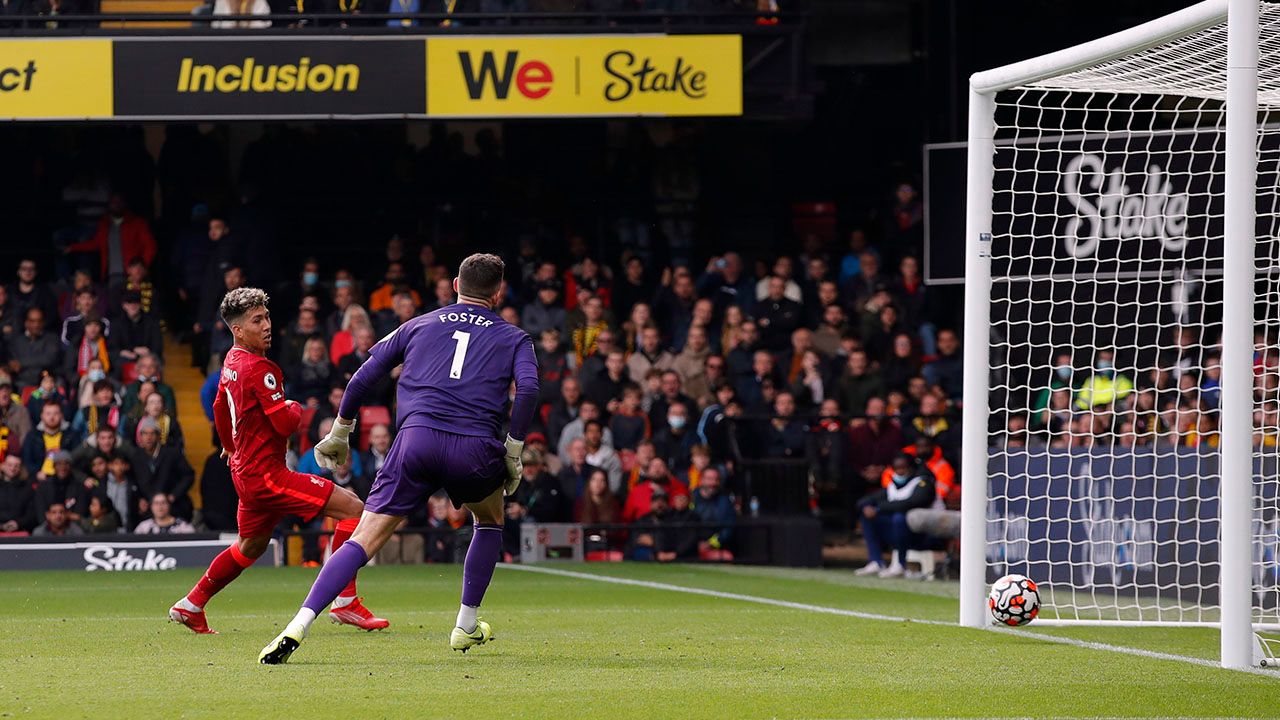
[315,417,353,471]
[503,435,524,496]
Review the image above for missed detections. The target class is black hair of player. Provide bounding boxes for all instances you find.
[220,287,271,325]
[457,253,505,299]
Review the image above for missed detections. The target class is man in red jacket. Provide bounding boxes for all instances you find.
[65,194,156,289]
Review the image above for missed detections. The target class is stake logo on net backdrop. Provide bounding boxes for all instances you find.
[426,35,742,117]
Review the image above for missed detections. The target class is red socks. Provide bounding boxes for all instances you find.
[330,518,360,599]
[186,543,256,609]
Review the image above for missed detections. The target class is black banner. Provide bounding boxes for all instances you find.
[0,535,279,571]
[112,38,425,118]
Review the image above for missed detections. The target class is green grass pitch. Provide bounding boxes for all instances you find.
[3,562,1279,719]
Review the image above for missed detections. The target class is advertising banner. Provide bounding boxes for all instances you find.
[0,535,279,571]
[987,448,1280,607]
[0,39,112,120]
[112,38,427,118]
[426,35,742,117]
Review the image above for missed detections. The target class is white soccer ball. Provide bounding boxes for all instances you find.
[988,573,1041,626]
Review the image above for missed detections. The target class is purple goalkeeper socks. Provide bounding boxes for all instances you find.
[303,540,368,614]
[460,524,503,608]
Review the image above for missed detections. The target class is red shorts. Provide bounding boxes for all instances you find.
[235,468,335,539]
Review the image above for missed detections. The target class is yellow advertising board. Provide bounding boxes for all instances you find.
[426,35,742,117]
[0,39,112,119]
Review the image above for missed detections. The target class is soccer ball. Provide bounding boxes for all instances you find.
[988,574,1040,626]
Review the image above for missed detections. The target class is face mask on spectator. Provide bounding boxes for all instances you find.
[891,472,910,486]
[1096,360,1114,373]
[668,415,687,431]
[335,279,352,289]
[87,369,106,382]
[1055,365,1071,380]
[303,271,319,286]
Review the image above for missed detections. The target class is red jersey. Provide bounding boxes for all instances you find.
[213,346,296,490]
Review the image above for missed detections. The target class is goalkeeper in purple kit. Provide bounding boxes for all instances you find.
[259,253,539,663]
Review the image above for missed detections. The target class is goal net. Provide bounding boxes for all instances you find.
[962,0,1280,649]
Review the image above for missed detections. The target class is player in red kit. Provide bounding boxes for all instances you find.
[168,287,388,634]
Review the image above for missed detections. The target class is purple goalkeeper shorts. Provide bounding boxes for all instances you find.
[364,425,506,516]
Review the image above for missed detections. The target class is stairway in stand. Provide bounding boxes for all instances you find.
[163,333,213,508]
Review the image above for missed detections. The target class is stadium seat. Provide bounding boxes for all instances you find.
[298,406,318,452]
[358,406,391,450]
[121,361,139,384]
[585,550,624,562]
[330,332,353,365]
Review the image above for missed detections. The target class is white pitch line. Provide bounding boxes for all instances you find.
[504,564,1280,679]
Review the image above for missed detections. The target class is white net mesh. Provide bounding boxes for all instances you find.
[983,1,1280,625]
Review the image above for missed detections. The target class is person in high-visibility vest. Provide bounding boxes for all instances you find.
[1074,350,1134,410]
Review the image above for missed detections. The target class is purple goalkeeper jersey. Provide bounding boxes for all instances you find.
[340,302,540,440]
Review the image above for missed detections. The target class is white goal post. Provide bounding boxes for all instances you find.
[959,0,1267,668]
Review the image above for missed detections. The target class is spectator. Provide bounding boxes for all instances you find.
[624,439,658,491]
[424,276,455,314]
[690,466,736,552]
[34,450,87,520]
[80,494,120,534]
[765,391,807,459]
[753,275,803,352]
[377,292,419,337]
[754,257,803,303]
[620,301,654,355]
[65,193,157,291]
[545,376,582,450]
[0,285,16,340]
[289,337,336,406]
[60,289,110,348]
[609,383,650,452]
[677,443,715,490]
[652,400,696,471]
[25,371,71,427]
[672,325,712,402]
[845,250,886,309]
[881,333,920,394]
[904,393,959,462]
[736,350,778,412]
[848,396,904,492]
[695,382,738,464]
[574,467,621,524]
[8,308,60,389]
[109,290,162,365]
[338,326,392,406]
[9,259,59,332]
[698,252,753,313]
[726,320,761,381]
[360,423,393,489]
[652,270,696,352]
[521,279,567,339]
[612,256,653,322]
[556,437,601,500]
[71,380,121,440]
[584,349,628,412]
[790,349,832,410]
[812,303,849,358]
[861,296,905,362]
[212,0,271,28]
[627,326,675,386]
[22,404,80,481]
[718,304,746,360]
[0,454,36,533]
[134,493,196,534]
[130,418,195,521]
[568,295,610,367]
[200,445,236,532]
[556,399,614,461]
[837,350,884,417]
[856,453,936,578]
[71,425,119,475]
[899,434,957,507]
[63,319,109,388]
[535,328,570,409]
[368,262,421,314]
[31,501,84,537]
[510,448,572,523]
[777,328,816,386]
[0,379,31,451]
[120,355,177,416]
[1075,350,1135,410]
[126,391,183,451]
[122,258,156,316]
[582,419,623,494]
[105,453,142,530]
[923,329,964,400]
[630,488,697,562]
